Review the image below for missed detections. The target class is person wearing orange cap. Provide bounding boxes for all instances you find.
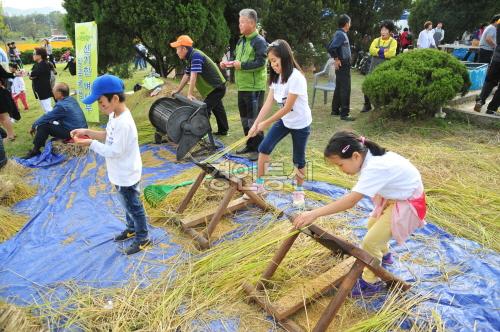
[171,35,229,135]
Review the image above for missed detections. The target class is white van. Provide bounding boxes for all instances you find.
[49,35,69,42]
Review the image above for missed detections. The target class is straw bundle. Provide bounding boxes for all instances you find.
[52,140,89,158]
[0,161,36,206]
[0,301,45,332]
[0,206,28,242]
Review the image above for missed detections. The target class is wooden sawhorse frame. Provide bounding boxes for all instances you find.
[174,160,274,250]
[243,221,411,332]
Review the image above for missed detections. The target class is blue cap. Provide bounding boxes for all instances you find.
[82,74,125,104]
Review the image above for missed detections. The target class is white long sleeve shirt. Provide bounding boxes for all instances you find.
[417,29,436,49]
[90,109,142,187]
[11,76,26,95]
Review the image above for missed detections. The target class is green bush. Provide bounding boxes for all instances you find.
[362,49,470,118]
[19,47,75,65]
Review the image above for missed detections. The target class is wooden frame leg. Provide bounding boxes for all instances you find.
[256,231,300,291]
[204,183,238,238]
[176,170,206,213]
[313,259,364,332]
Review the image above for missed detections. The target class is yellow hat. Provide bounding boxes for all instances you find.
[170,35,193,48]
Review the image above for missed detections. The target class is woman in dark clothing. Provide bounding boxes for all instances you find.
[30,48,53,113]
[0,77,18,141]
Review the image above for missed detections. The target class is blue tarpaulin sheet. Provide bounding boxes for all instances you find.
[0,144,498,331]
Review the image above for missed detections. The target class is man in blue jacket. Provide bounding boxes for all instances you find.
[327,14,354,121]
[22,82,88,159]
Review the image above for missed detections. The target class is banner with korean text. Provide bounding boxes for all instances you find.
[75,21,99,122]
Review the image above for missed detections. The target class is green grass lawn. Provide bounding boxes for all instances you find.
[4,64,500,250]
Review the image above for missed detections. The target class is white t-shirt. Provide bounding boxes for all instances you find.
[479,25,497,51]
[271,68,312,129]
[90,109,142,187]
[352,151,423,200]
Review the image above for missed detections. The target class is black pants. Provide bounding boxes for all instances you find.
[204,86,229,134]
[478,49,493,64]
[332,61,351,117]
[238,91,265,151]
[33,123,71,151]
[478,61,500,105]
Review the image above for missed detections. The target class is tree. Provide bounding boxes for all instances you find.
[63,0,230,77]
[409,0,500,43]
[0,1,10,43]
[262,0,341,67]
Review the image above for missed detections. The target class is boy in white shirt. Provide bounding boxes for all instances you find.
[72,74,151,255]
[9,63,29,110]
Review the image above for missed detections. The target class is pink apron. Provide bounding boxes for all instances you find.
[371,189,427,245]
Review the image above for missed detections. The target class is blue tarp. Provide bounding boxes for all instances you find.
[0,144,499,331]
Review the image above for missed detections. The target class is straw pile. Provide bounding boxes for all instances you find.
[0,161,36,242]
[0,301,45,332]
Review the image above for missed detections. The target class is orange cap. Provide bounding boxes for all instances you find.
[170,35,193,48]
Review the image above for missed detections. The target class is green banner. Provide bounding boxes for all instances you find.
[75,21,99,123]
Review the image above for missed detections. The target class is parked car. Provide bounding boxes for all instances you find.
[49,35,69,42]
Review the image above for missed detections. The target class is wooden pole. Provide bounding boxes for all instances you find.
[313,259,364,332]
[256,231,300,291]
[205,183,238,238]
[176,170,206,213]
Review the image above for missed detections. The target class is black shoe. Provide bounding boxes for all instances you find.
[361,105,372,113]
[213,131,228,136]
[124,239,152,255]
[21,149,40,160]
[247,151,259,161]
[114,230,135,242]
[236,146,252,155]
[486,110,499,116]
[331,110,340,116]
[340,116,356,121]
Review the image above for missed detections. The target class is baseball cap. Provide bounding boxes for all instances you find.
[82,74,125,104]
[170,35,193,48]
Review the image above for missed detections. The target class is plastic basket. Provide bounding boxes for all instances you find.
[463,62,488,91]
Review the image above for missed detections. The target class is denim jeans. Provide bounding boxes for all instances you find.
[258,119,310,169]
[115,182,148,241]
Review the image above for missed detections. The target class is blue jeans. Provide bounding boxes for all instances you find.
[258,119,310,169]
[115,182,148,241]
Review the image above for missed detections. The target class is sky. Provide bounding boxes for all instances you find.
[2,0,64,10]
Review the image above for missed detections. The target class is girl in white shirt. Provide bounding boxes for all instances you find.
[417,21,436,49]
[248,39,312,207]
[293,131,426,297]
[9,63,29,111]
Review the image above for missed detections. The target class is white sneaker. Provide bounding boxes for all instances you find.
[242,183,266,200]
[292,191,305,207]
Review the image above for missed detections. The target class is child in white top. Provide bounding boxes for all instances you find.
[9,63,29,111]
[71,74,150,256]
[294,131,426,297]
[248,39,312,207]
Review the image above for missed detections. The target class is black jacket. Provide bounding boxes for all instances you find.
[0,87,20,120]
[30,61,53,100]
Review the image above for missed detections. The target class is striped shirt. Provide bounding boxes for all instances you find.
[185,48,205,74]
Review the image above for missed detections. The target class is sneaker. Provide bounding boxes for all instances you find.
[21,149,40,159]
[350,278,386,298]
[340,116,356,121]
[236,146,252,155]
[213,131,228,136]
[247,151,259,161]
[242,183,266,200]
[486,109,499,116]
[292,191,305,207]
[382,253,394,265]
[360,104,372,113]
[124,239,152,255]
[114,230,135,242]
[473,102,482,112]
